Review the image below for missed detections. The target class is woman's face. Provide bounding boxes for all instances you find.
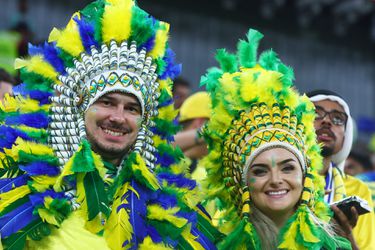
[246,147,304,220]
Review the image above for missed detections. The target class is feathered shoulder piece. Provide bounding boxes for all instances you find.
[200,29,350,250]
[0,0,221,249]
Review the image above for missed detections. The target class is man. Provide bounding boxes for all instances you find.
[0,68,15,102]
[174,91,211,179]
[0,0,219,249]
[308,89,375,250]
[172,77,191,109]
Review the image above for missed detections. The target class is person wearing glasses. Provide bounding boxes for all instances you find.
[308,89,375,250]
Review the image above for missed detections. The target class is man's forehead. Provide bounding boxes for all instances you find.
[100,92,140,104]
[313,99,345,112]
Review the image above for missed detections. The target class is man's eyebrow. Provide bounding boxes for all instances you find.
[315,105,345,114]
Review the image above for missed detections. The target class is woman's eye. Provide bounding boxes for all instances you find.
[252,168,267,176]
[282,165,295,173]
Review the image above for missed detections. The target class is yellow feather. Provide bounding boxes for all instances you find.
[38,208,60,226]
[102,0,133,43]
[149,22,169,58]
[181,224,205,250]
[55,12,85,57]
[158,104,178,121]
[139,236,172,250]
[147,205,187,228]
[30,175,58,192]
[104,182,133,250]
[85,214,104,234]
[48,28,62,43]
[132,154,160,190]
[152,135,165,148]
[158,79,173,96]
[4,137,54,162]
[0,185,30,212]
[54,156,74,191]
[17,55,58,82]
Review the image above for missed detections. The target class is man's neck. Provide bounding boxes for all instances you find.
[320,156,332,175]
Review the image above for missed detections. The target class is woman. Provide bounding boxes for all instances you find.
[200,29,351,249]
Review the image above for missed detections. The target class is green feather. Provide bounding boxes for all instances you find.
[130,6,155,47]
[218,219,259,250]
[177,237,194,250]
[20,69,54,92]
[196,212,224,243]
[149,220,185,240]
[237,29,264,68]
[19,151,59,166]
[258,49,280,71]
[84,170,110,220]
[80,0,105,44]
[215,49,238,73]
[0,155,22,178]
[71,139,95,173]
[0,196,29,217]
[2,219,51,250]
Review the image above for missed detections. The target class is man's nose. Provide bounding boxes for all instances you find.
[109,107,126,123]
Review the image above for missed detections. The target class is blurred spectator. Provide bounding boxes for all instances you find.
[0,68,15,102]
[172,77,191,109]
[345,142,374,176]
[173,91,211,178]
[10,0,34,57]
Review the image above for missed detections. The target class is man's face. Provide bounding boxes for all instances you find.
[0,81,13,102]
[173,85,190,109]
[313,100,346,157]
[85,92,142,163]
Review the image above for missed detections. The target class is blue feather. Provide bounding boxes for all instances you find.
[0,202,39,238]
[5,113,49,129]
[158,98,173,108]
[29,190,66,207]
[0,125,31,152]
[28,42,65,74]
[146,225,177,247]
[140,36,155,52]
[176,210,197,225]
[154,151,175,166]
[157,173,197,190]
[120,179,154,247]
[74,16,98,53]
[150,193,177,209]
[191,227,217,250]
[159,49,181,80]
[0,175,29,193]
[19,161,60,176]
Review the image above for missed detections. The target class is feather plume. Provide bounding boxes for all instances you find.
[149,22,169,59]
[74,16,98,52]
[102,0,133,43]
[138,236,171,250]
[237,29,263,68]
[0,126,31,152]
[0,202,38,238]
[104,182,133,249]
[55,13,85,57]
[130,6,155,47]
[0,175,29,193]
[0,185,31,212]
[19,161,59,176]
[157,173,196,190]
[130,153,160,191]
[5,112,48,129]
[159,49,181,80]
[28,42,65,74]
[215,49,237,73]
[147,205,187,228]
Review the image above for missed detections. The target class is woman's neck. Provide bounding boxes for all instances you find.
[267,210,294,230]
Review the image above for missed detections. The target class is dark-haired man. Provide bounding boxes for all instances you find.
[308,89,375,250]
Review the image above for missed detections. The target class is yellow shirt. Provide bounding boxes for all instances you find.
[344,175,375,250]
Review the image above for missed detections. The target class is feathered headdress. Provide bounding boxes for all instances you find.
[0,0,221,249]
[200,29,349,249]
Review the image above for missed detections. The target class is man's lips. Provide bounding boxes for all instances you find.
[316,128,335,141]
[100,126,130,137]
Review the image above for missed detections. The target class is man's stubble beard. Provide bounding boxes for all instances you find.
[86,129,134,160]
[321,146,334,157]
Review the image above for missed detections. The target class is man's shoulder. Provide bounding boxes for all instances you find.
[344,174,372,202]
